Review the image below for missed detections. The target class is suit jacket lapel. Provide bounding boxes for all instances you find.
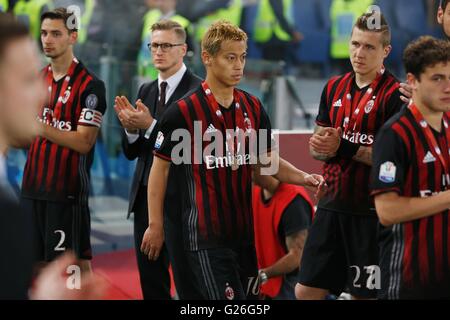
[147,83,158,116]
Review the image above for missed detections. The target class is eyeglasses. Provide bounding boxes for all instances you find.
[148,42,184,52]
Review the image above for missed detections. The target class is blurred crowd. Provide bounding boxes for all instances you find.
[1,0,444,80]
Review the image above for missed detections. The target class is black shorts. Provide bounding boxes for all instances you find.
[186,245,259,300]
[21,198,92,261]
[298,208,379,299]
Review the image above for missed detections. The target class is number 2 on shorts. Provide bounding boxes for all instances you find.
[54,230,66,251]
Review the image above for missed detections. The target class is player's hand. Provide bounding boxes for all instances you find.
[30,252,108,300]
[128,99,154,130]
[310,127,342,156]
[399,82,412,103]
[303,173,327,199]
[140,224,164,261]
[114,96,136,131]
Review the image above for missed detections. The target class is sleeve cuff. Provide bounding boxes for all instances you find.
[337,139,360,159]
[316,120,331,127]
[144,120,157,139]
[153,151,172,162]
[371,187,401,197]
[125,129,139,144]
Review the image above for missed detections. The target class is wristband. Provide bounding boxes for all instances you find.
[258,270,269,284]
[337,139,360,159]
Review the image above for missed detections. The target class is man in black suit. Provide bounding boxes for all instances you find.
[114,19,202,300]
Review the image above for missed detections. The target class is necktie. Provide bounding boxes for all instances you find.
[156,81,168,118]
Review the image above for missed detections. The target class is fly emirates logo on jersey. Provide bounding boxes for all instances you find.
[40,107,72,131]
[155,121,278,175]
[341,126,374,146]
[204,129,252,171]
[203,125,256,171]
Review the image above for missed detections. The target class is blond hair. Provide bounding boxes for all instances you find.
[151,19,186,43]
[201,20,248,56]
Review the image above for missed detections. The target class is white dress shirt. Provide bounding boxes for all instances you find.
[126,63,187,143]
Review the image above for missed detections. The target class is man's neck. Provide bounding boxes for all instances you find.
[415,99,443,132]
[205,75,234,108]
[51,50,75,80]
[355,68,380,88]
[159,62,183,81]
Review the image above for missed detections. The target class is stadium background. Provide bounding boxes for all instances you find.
[3,0,445,298]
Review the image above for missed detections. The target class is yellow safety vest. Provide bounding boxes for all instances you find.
[77,0,95,44]
[195,0,242,42]
[0,0,8,12]
[14,0,54,39]
[254,0,293,43]
[330,0,374,59]
[137,9,191,80]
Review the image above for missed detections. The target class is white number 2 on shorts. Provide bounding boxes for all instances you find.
[54,230,66,252]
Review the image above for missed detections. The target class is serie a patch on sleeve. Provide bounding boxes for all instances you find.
[154,131,165,150]
[379,161,396,183]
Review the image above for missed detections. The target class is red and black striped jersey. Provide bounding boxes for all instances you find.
[22,60,107,203]
[154,85,273,251]
[371,107,450,299]
[316,69,403,215]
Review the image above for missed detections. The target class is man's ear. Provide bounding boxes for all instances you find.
[69,31,78,45]
[383,45,392,59]
[201,50,211,67]
[406,72,419,90]
[438,6,444,25]
[181,43,187,57]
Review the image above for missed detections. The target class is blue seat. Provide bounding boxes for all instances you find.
[374,0,396,26]
[317,0,332,30]
[393,0,429,38]
[293,0,331,76]
[374,0,408,76]
[294,0,321,30]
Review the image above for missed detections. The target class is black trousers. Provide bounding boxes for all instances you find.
[133,187,171,300]
[133,186,203,300]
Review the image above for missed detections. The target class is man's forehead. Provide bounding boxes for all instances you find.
[425,62,450,73]
[219,40,247,53]
[152,29,177,38]
[351,28,382,45]
[41,19,66,31]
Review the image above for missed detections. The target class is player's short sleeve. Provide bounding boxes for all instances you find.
[153,102,187,162]
[78,79,107,128]
[371,125,408,197]
[316,84,332,127]
[278,195,312,240]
